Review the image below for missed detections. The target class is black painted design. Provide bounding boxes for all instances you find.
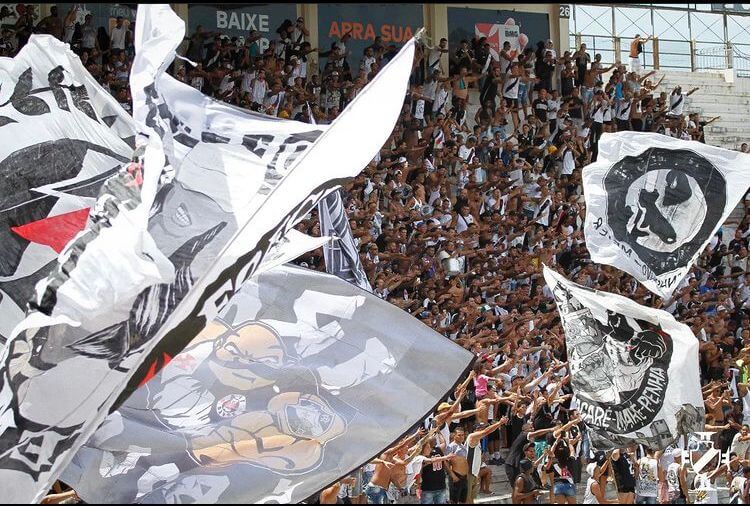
[604,147,726,276]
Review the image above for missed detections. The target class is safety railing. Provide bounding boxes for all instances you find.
[571,34,750,75]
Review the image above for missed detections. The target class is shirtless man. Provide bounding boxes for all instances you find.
[582,54,615,105]
[451,66,481,123]
[447,418,510,504]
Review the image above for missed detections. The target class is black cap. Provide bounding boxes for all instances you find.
[519,459,532,472]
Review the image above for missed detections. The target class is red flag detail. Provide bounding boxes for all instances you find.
[11,207,90,253]
[138,352,173,387]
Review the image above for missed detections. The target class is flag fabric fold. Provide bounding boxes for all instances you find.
[318,191,372,291]
[0,35,135,345]
[0,3,415,502]
[582,131,750,299]
[543,266,705,451]
[61,264,473,504]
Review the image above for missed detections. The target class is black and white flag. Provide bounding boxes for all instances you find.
[62,264,473,504]
[543,266,704,451]
[318,191,372,291]
[583,132,750,299]
[0,35,135,346]
[0,4,415,502]
[309,102,371,291]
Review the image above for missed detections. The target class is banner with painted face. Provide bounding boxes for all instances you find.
[543,266,704,451]
[0,4,415,502]
[582,132,750,299]
[61,264,473,504]
[0,34,135,346]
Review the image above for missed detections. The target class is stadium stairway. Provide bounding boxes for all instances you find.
[651,70,750,227]
[652,70,750,151]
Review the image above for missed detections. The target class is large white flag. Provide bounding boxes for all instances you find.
[583,131,750,299]
[61,264,473,504]
[0,4,414,502]
[0,35,135,345]
[543,266,704,451]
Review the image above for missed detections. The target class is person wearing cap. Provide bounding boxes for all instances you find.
[512,458,540,504]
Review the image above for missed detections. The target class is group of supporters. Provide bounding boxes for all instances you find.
[4,6,750,506]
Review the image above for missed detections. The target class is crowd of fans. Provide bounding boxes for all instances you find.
[6,5,750,505]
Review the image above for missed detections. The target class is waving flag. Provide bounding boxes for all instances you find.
[62,264,473,504]
[318,191,372,291]
[0,35,135,345]
[583,132,750,299]
[543,266,704,451]
[0,4,415,502]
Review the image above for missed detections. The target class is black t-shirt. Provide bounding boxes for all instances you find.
[421,447,447,491]
[537,60,555,82]
[568,97,584,119]
[507,430,530,469]
[612,454,636,490]
[533,99,549,122]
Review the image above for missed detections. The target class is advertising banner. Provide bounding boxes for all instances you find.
[187,3,297,53]
[317,3,423,71]
[448,7,549,66]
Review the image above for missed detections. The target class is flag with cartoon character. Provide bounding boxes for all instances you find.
[543,266,704,451]
[0,4,416,503]
[582,131,750,299]
[61,264,473,504]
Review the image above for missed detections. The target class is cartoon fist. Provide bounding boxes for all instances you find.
[629,329,668,363]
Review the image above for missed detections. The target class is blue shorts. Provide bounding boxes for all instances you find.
[518,83,529,104]
[554,481,576,497]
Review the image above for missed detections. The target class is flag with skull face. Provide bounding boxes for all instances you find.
[0,4,416,503]
[61,264,473,504]
[543,266,704,451]
[582,131,750,299]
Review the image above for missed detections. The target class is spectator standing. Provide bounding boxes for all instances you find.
[109,16,130,56]
[629,34,652,73]
[36,5,62,40]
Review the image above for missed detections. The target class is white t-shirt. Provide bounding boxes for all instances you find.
[635,456,659,497]
[669,93,686,116]
[562,148,575,175]
[693,473,719,504]
[251,78,267,105]
[742,390,750,425]
[666,462,683,500]
[503,76,520,99]
[110,25,128,50]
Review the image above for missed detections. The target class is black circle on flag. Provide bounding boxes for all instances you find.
[604,147,726,276]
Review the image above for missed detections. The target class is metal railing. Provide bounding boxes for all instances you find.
[572,33,750,75]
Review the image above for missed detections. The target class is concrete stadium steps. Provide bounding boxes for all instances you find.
[651,70,750,150]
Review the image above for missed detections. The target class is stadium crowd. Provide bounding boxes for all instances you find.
[4,5,750,505]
